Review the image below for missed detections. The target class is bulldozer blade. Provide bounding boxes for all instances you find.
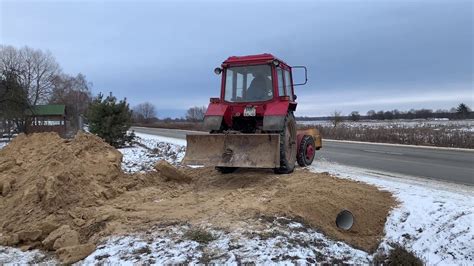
[183,134,280,168]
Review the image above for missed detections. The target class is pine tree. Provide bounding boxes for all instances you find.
[349,111,360,122]
[456,103,471,119]
[0,70,30,133]
[86,93,133,147]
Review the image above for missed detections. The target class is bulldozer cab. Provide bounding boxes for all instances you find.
[223,65,273,103]
[217,54,306,105]
[183,54,312,173]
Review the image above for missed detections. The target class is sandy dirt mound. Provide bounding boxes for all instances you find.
[87,167,394,252]
[0,132,163,262]
[0,132,396,262]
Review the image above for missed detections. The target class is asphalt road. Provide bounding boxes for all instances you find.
[132,127,474,185]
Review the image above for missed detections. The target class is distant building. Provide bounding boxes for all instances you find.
[25,104,67,136]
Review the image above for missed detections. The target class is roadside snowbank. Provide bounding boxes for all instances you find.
[310,160,474,264]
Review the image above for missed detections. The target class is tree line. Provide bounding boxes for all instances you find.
[0,45,92,133]
[1,45,207,146]
[132,103,207,124]
[298,103,473,122]
[0,45,134,147]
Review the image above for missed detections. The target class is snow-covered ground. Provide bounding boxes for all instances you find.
[1,133,472,264]
[119,132,185,172]
[299,119,474,132]
[82,219,371,265]
[0,136,13,149]
[0,246,54,264]
[310,160,474,264]
[112,134,474,264]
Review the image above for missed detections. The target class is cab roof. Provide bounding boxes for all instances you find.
[223,53,288,66]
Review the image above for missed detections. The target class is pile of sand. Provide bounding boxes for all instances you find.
[0,132,396,263]
[0,132,167,263]
[179,167,395,252]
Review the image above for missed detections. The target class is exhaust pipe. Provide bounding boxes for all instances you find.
[336,210,354,230]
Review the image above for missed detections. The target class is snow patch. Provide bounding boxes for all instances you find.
[0,246,54,264]
[119,132,185,173]
[310,160,474,264]
[82,220,371,264]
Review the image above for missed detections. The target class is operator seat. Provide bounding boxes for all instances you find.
[247,74,272,101]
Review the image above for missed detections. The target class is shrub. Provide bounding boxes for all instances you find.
[373,244,423,265]
[86,93,133,147]
[184,228,216,244]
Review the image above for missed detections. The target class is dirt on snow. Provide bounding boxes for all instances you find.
[0,132,396,263]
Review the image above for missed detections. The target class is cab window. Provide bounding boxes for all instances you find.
[224,65,273,102]
[277,68,284,96]
[283,70,293,100]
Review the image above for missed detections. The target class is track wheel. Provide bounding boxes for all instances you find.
[274,113,297,174]
[297,135,316,167]
[215,167,237,174]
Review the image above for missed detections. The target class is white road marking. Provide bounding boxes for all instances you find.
[362,149,404,155]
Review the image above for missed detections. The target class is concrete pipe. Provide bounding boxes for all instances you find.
[336,210,354,230]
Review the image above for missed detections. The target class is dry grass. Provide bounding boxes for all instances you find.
[301,124,473,149]
[373,244,423,265]
[134,120,472,148]
[184,228,217,244]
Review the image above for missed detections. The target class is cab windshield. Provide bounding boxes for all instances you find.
[224,65,273,102]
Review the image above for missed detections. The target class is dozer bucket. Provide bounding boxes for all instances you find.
[183,134,280,168]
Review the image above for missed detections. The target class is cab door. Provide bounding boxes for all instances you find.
[282,66,294,101]
[276,67,285,97]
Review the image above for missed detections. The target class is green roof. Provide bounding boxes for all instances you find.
[27,105,66,116]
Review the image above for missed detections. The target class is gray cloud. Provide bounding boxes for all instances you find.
[1,0,472,117]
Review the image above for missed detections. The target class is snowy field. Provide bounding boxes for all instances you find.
[1,133,473,264]
[298,119,474,132]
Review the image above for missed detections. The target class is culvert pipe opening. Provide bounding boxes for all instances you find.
[336,210,354,230]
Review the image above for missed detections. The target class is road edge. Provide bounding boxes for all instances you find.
[132,126,473,152]
[324,139,474,152]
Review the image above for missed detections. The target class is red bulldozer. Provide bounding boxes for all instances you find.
[183,54,322,174]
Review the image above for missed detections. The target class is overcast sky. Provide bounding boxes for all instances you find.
[1,0,472,117]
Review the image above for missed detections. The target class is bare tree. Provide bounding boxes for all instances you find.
[366,110,376,119]
[0,45,60,105]
[133,102,157,123]
[0,46,22,75]
[186,106,207,121]
[330,110,343,128]
[49,73,92,129]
